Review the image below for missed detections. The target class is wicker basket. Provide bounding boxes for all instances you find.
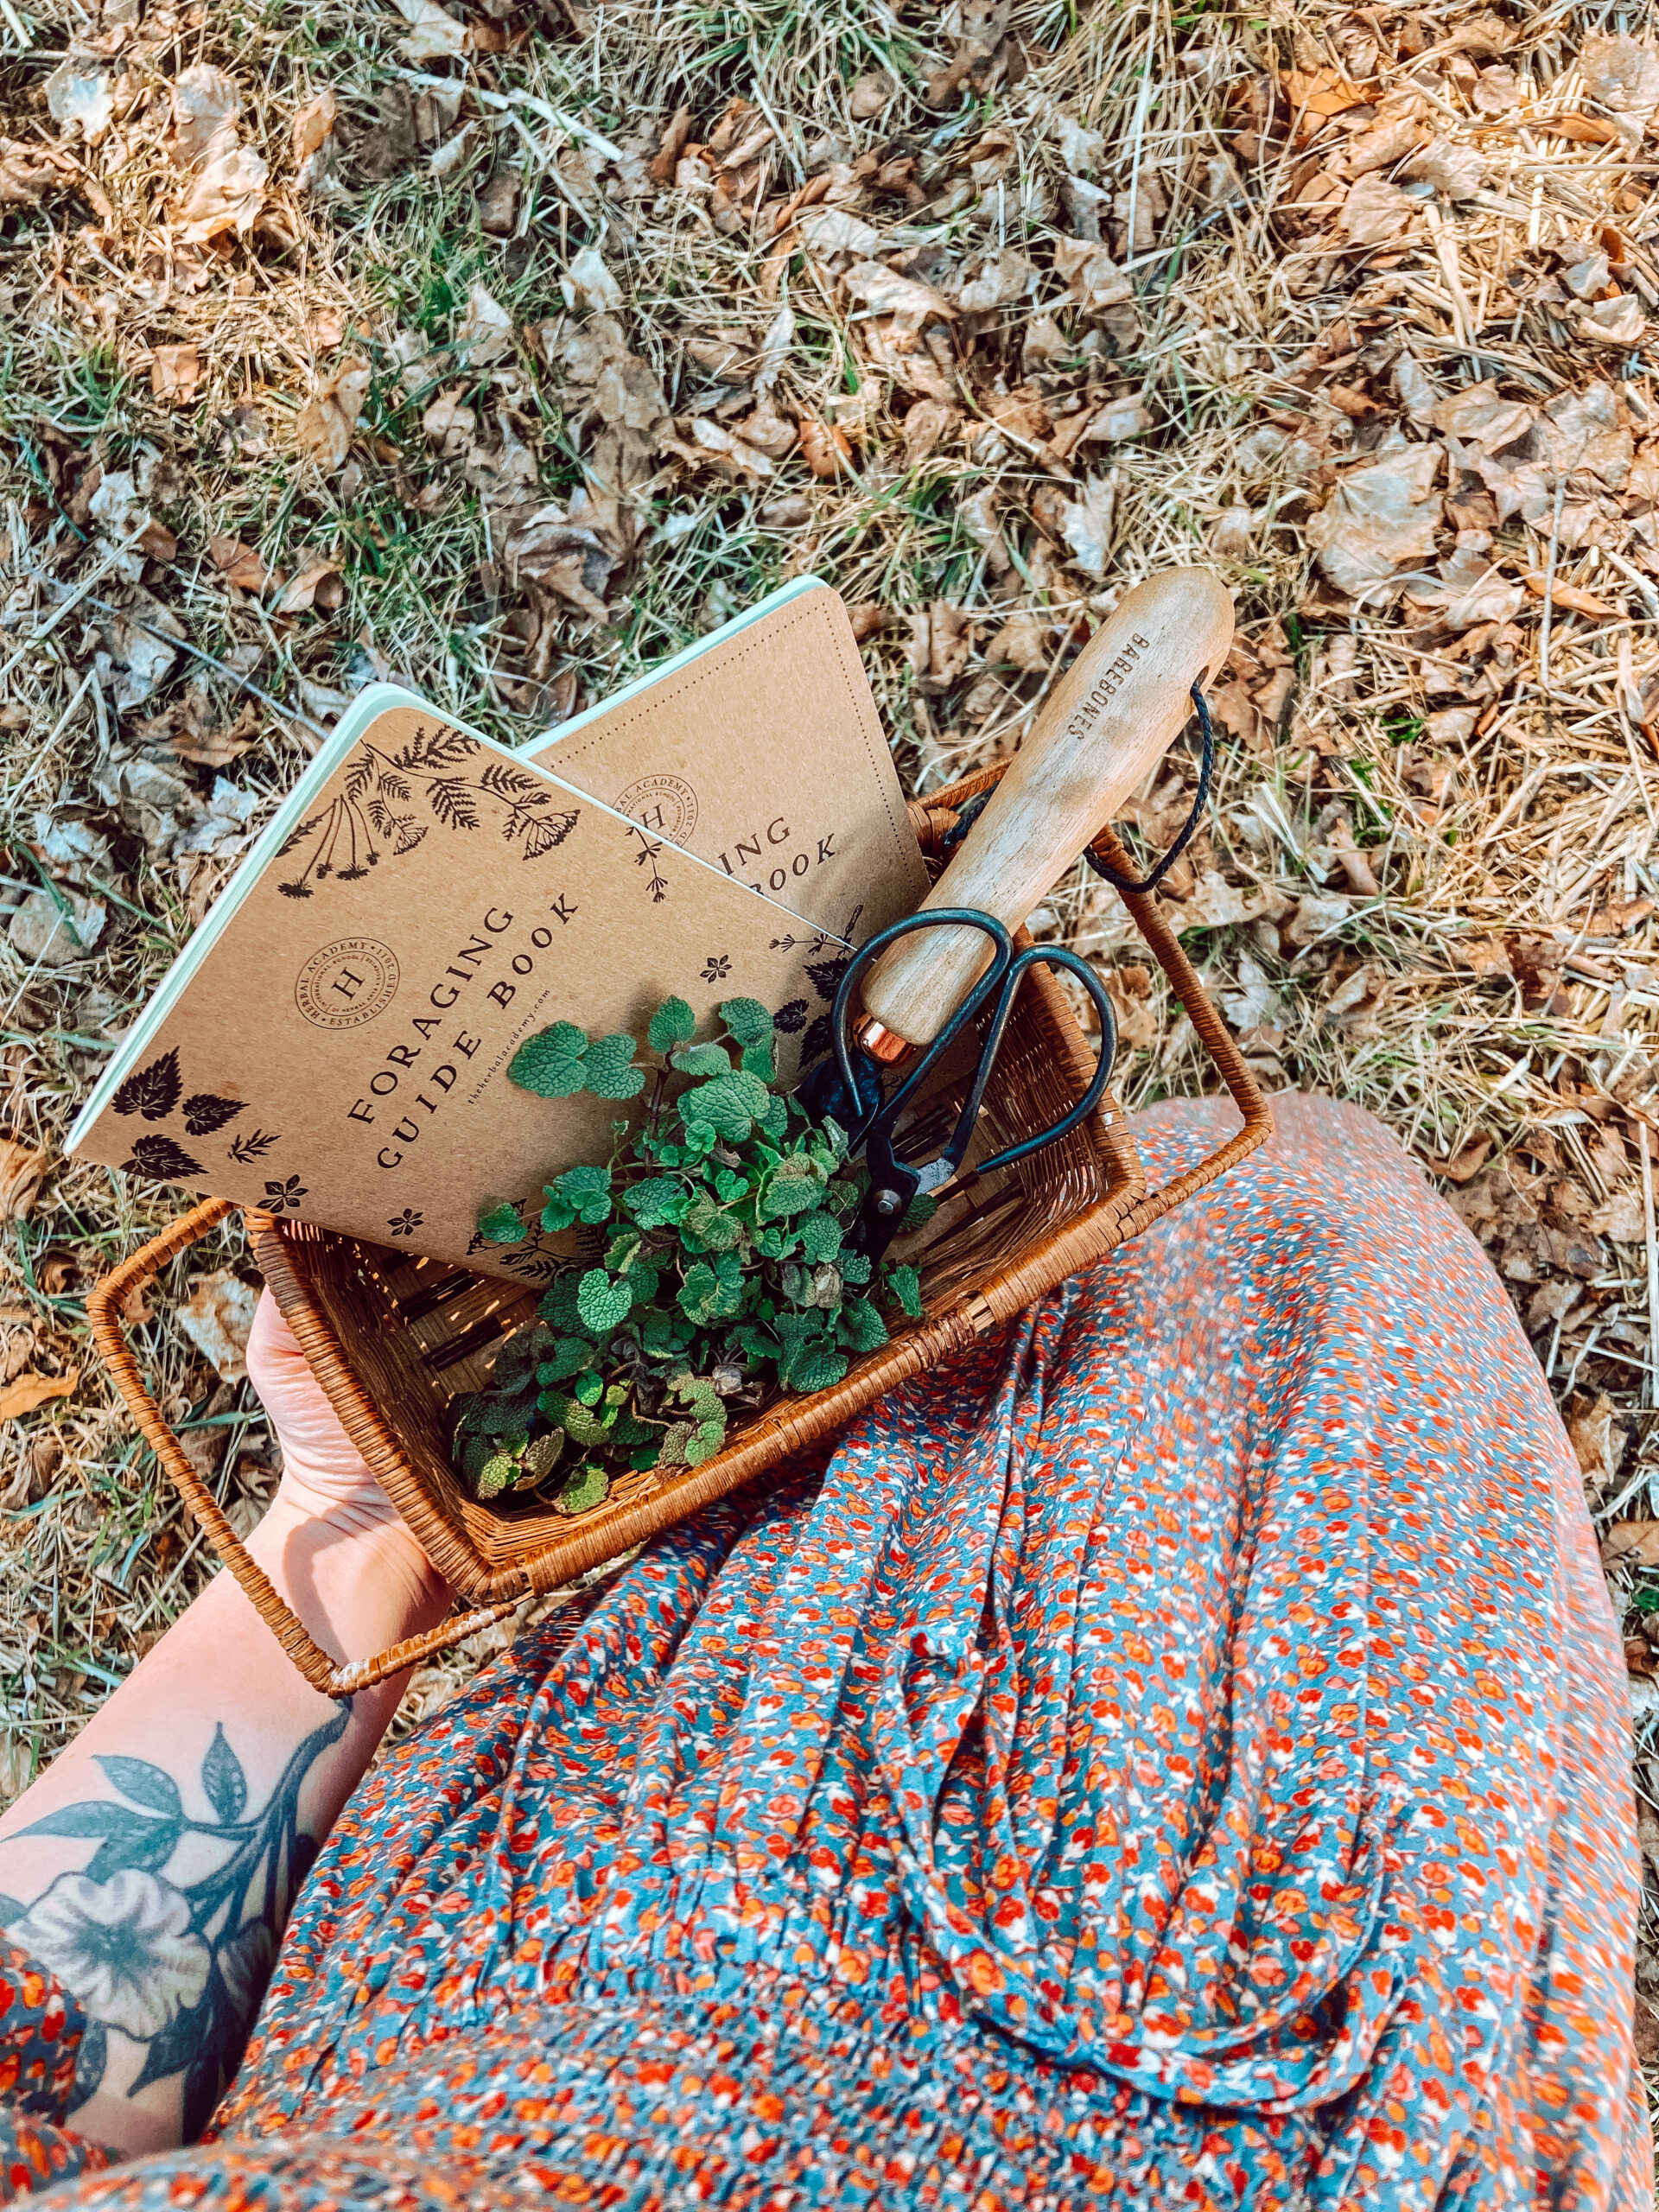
[87,771,1271,1695]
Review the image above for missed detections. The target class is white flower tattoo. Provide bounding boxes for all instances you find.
[12,1870,211,2040]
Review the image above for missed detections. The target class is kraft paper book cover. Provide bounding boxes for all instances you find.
[68,589,928,1281]
[524,576,927,943]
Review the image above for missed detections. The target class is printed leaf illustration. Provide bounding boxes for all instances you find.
[425,777,480,831]
[519,810,581,857]
[121,1134,206,1180]
[182,1091,247,1136]
[772,999,808,1034]
[804,957,850,1004]
[227,1128,279,1164]
[111,1046,182,1122]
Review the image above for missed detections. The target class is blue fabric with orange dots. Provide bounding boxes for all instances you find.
[2,1096,1647,2207]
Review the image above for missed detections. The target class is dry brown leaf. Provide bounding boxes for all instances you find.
[270,558,343,616]
[393,0,467,60]
[1569,1393,1628,1487]
[177,138,269,243]
[1603,1519,1659,1567]
[1439,1135,1492,1184]
[208,535,269,591]
[842,261,956,338]
[177,1271,258,1382]
[798,418,853,479]
[0,1136,47,1222]
[0,139,73,207]
[951,249,1035,314]
[46,60,114,143]
[1060,474,1117,576]
[1306,445,1440,596]
[149,342,200,404]
[295,358,371,474]
[1521,571,1621,619]
[292,87,338,166]
[0,1369,78,1421]
[1339,173,1417,245]
[169,63,238,166]
[1578,34,1659,141]
[901,398,956,467]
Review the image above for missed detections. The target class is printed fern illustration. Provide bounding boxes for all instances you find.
[276,725,581,898]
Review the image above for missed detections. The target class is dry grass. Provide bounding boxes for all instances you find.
[2,0,1658,2104]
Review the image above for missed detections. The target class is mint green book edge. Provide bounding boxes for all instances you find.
[67,585,834,1158]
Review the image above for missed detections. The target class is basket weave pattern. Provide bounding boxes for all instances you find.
[88,774,1271,1694]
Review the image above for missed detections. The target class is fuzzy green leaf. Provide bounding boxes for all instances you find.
[683,1416,727,1467]
[760,1158,823,1220]
[476,1452,518,1499]
[584,1033,646,1100]
[537,1338,594,1384]
[670,1042,731,1078]
[522,1431,564,1478]
[796,1210,843,1263]
[885,1263,924,1319]
[780,1337,848,1394]
[556,1464,610,1516]
[719,997,772,1046]
[678,1253,744,1324]
[712,1166,750,1204]
[576,1268,633,1332]
[681,1190,747,1254]
[510,1021,588,1098]
[648,996,697,1052]
[679,1069,770,1143]
[624,1177,689,1230]
[547,1163,614,1226]
[901,1192,939,1231]
[838,1296,888,1353]
[562,1400,611,1448]
[740,1039,776,1080]
[478,1200,525,1243]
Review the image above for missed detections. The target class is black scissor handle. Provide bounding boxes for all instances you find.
[938,943,1117,1185]
[828,908,1017,1154]
[831,911,1118,1259]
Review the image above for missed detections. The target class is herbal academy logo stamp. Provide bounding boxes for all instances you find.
[616,772,698,845]
[295,938,401,1031]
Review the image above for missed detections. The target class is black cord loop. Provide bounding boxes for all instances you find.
[1083,681,1215,897]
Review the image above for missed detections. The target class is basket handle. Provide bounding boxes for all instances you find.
[86,1201,520,1696]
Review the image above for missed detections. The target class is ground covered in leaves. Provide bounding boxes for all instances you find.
[2,0,1657,2105]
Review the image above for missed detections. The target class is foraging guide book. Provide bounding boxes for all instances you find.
[68,588,929,1281]
[524,576,927,943]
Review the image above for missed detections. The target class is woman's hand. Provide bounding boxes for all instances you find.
[246,1292,448,1614]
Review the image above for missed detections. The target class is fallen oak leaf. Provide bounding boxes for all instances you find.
[0,1370,78,1421]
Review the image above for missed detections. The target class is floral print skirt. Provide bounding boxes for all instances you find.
[3,1095,1649,2208]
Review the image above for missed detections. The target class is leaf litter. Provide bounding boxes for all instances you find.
[0,0,1657,2053]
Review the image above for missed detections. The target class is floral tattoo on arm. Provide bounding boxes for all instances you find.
[0,1706,347,2140]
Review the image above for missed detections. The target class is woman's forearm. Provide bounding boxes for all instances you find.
[0,1502,449,2160]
